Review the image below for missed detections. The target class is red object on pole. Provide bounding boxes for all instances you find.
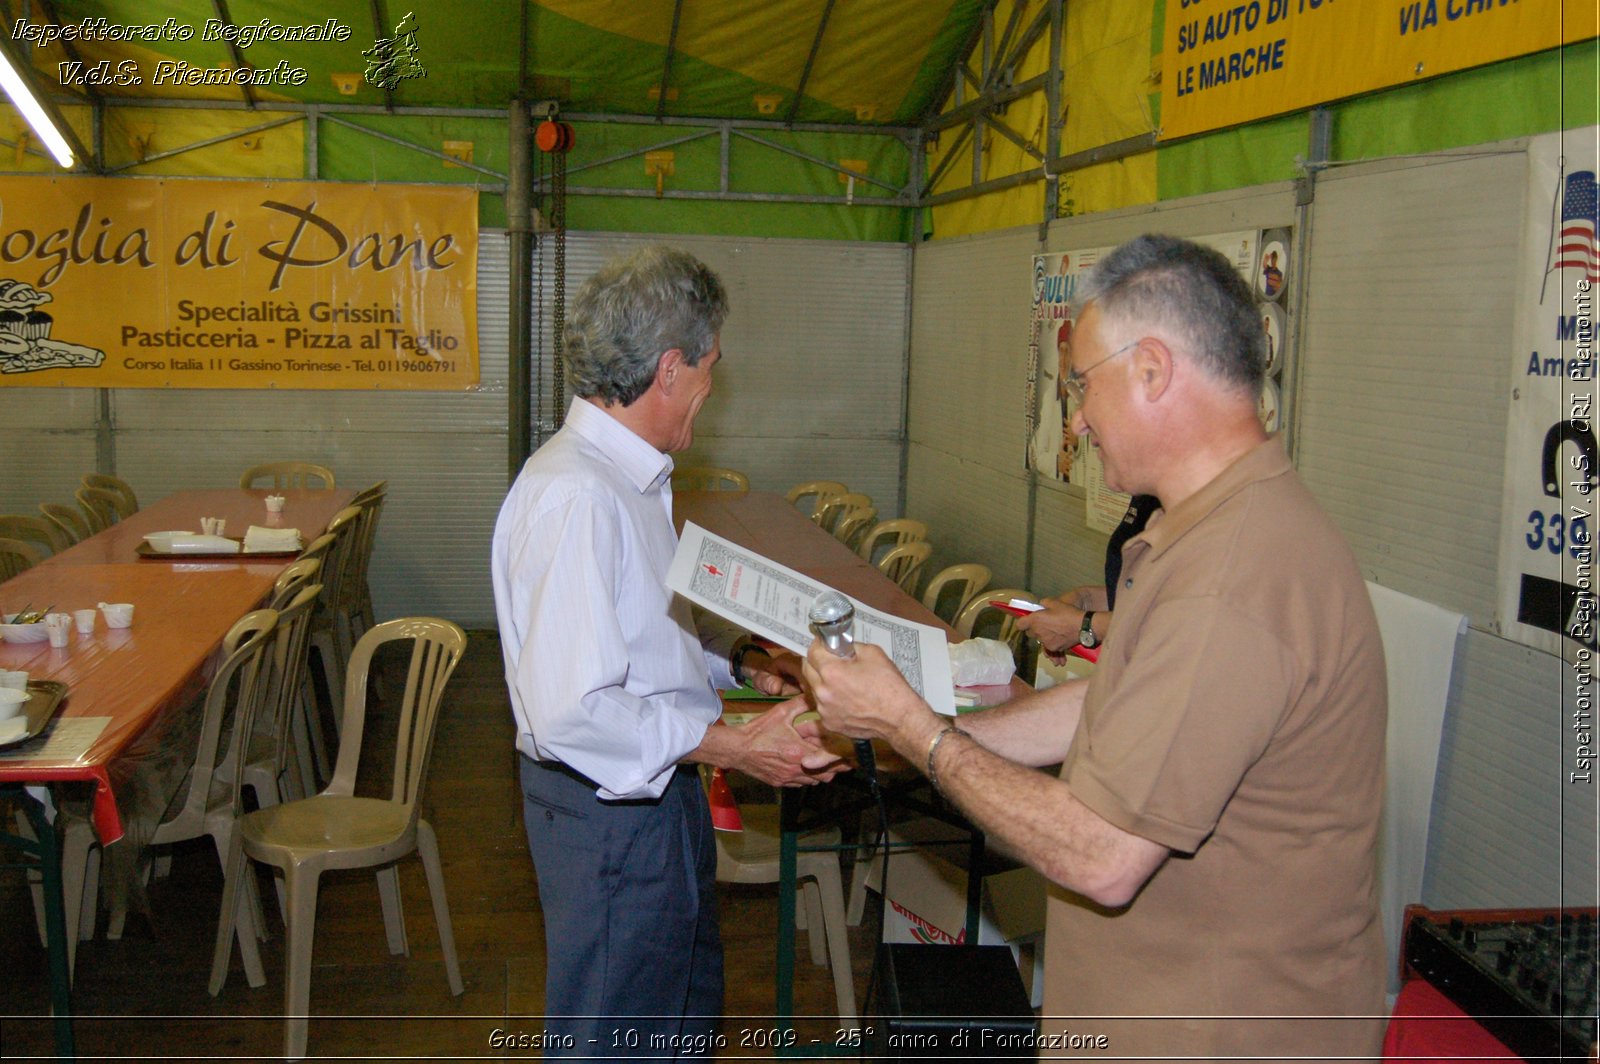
[536,119,574,154]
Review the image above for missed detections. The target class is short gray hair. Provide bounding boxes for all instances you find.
[565,245,729,406]
[1077,234,1264,394]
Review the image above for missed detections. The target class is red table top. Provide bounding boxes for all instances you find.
[0,561,277,841]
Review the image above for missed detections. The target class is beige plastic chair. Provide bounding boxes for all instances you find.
[710,794,857,1025]
[955,587,1038,647]
[306,507,363,742]
[813,492,872,534]
[856,518,929,565]
[831,505,878,552]
[289,535,337,779]
[785,480,847,519]
[0,537,43,580]
[0,514,72,557]
[921,563,992,624]
[876,540,932,595]
[80,473,139,518]
[239,461,336,491]
[242,585,323,814]
[208,617,468,1060]
[74,486,119,533]
[95,610,281,967]
[39,502,90,545]
[671,466,750,493]
[347,482,388,643]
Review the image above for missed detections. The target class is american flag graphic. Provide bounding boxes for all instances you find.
[1554,170,1599,282]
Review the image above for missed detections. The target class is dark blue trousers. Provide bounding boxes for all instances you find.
[520,756,722,1059]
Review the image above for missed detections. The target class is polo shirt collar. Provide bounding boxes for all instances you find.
[563,397,672,493]
[1135,435,1290,560]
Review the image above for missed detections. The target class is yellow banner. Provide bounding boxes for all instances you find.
[0,176,478,389]
[1161,0,1598,140]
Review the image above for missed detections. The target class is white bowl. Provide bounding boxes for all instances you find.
[0,687,28,720]
[0,615,49,643]
[143,531,194,552]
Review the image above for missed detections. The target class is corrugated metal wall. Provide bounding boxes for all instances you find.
[1295,145,1595,908]
[546,234,910,514]
[0,230,908,629]
[904,152,1595,909]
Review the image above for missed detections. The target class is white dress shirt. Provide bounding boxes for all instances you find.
[491,398,737,800]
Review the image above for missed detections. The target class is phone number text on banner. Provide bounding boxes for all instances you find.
[0,176,479,390]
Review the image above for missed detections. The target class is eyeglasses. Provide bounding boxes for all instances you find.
[1062,339,1138,406]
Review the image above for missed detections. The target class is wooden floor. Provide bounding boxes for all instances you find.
[0,631,881,1060]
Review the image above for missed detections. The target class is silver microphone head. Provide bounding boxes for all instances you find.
[808,590,856,658]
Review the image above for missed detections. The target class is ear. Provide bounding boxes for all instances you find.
[1132,337,1175,401]
[655,348,687,393]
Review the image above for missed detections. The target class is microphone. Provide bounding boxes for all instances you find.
[808,590,856,659]
[809,591,876,778]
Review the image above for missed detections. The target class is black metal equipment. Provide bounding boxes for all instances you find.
[868,944,1035,1061]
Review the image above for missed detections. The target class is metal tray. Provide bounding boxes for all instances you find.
[0,679,68,749]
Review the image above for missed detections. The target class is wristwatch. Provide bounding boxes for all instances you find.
[1078,611,1099,649]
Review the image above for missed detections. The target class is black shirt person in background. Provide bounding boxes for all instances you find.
[1016,493,1160,658]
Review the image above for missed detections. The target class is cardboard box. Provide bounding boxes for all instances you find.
[863,820,1046,948]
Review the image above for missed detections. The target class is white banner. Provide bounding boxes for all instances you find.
[1497,127,1599,661]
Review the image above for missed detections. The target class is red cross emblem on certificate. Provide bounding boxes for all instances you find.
[702,563,724,578]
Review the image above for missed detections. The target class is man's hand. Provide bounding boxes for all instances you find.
[1014,595,1088,655]
[802,639,943,756]
[741,648,803,696]
[715,697,847,787]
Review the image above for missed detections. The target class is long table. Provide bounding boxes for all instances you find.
[42,487,356,568]
[0,488,356,1055]
[675,490,1021,1032]
[0,563,277,843]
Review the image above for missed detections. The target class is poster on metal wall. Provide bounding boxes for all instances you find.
[1026,230,1270,532]
[0,175,478,390]
[1497,126,1599,669]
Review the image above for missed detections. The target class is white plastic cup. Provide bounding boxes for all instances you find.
[100,602,134,629]
[0,686,28,721]
[74,608,97,635]
[44,613,71,648]
[265,495,286,513]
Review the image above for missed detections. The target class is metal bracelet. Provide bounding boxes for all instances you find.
[925,723,970,789]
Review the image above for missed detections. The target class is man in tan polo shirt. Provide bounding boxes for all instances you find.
[805,234,1387,1060]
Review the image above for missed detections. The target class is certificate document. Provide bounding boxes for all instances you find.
[668,521,957,716]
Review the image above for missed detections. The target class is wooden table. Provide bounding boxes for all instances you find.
[0,557,285,1057]
[42,487,356,569]
[0,562,278,843]
[675,491,1022,1033]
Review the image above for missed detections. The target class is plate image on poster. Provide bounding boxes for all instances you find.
[1260,302,1285,378]
[1258,378,1282,433]
[1257,231,1289,302]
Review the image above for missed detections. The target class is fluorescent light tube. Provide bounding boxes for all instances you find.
[0,46,74,168]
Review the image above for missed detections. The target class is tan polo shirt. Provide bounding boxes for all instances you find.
[1044,437,1387,1060]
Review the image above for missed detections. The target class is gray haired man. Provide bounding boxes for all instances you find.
[491,245,839,1055]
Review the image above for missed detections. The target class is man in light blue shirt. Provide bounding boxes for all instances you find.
[491,245,839,1056]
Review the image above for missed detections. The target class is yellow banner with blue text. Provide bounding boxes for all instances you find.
[1160,0,1597,140]
[0,176,478,389]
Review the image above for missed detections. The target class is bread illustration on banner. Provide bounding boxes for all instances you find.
[0,278,105,375]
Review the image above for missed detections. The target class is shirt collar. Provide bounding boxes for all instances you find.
[1135,435,1290,560]
[563,397,673,493]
